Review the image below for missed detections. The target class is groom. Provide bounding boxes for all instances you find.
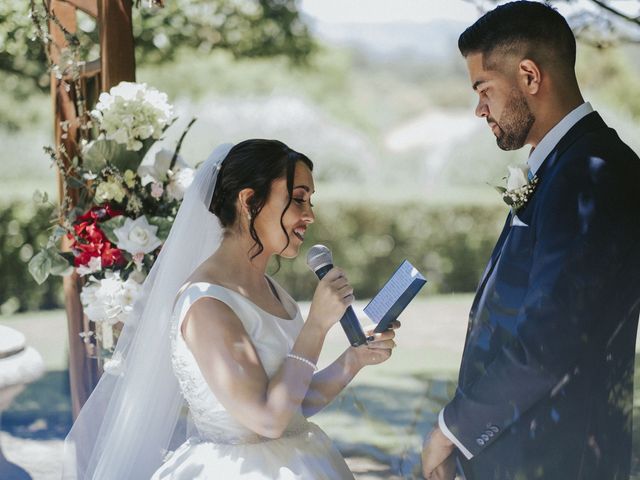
[421,2,640,479]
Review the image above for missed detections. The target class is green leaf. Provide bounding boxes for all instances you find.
[137,137,157,163]
[68,176,87,189]
[50,250,72,276]
[28,250,52,285]
[148,216,174,241]
[494,186,507,194]
[101,216,127,244]
[84,139,142,173]
[52,225,68,241]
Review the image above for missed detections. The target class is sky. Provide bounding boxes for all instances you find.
[299,0,638,25]
[300,0,480,24]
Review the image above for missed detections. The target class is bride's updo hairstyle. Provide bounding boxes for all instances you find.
[209,139,313,259]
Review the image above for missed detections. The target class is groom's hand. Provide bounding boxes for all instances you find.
[422,426,455,479]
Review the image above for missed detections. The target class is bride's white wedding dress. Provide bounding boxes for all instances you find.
[151,280,354,480]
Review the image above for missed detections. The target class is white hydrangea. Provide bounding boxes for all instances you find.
[92,82,173,152]
[103,350,124,376]
[77,256,102,277]
[80,272,142,325]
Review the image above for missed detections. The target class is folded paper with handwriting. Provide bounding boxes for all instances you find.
[364,260,427,333]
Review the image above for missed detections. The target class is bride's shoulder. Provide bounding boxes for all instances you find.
[173,271,229,315]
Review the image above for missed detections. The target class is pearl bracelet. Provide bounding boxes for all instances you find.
[286,353,317,371]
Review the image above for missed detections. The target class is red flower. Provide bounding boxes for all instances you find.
[74,222,106,245]
[101,242,125,267]
[77,205,124,223]
[70,216,127,268]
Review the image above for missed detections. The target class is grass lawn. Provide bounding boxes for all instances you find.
[1,295,639,478]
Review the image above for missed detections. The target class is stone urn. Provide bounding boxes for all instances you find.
[0,325,45,478]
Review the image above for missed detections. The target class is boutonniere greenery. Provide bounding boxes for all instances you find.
[494,165,539,212]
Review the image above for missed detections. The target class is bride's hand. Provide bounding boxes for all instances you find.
[349,321,400,369]
[307,267,354,333]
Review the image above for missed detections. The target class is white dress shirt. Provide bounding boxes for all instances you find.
[527,102,594,176]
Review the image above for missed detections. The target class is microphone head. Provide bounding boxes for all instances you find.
[306,244,333,272]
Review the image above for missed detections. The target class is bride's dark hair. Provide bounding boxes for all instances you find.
[209,139,313,260]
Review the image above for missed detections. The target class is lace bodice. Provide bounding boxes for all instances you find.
[170,280,308,444]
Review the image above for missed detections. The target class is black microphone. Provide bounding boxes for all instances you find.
[306,244,368,347]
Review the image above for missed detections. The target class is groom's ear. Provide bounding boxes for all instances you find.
[237,188,255,217]
[518,59,541,95]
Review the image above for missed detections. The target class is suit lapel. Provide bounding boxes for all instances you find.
[464,111,608,336]
[478,214,512,291]
[467,212,512,324]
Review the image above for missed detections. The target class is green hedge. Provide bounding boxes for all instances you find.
[272,201,506,300]
[0,201,62,314]
[0,200,507,312]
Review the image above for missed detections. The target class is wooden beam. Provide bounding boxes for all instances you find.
[48,0,101,420]
[61,0,98,18]
[98,0,136,88]
[62,58,101,82]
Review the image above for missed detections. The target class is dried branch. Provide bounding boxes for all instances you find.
[589,0,640,27]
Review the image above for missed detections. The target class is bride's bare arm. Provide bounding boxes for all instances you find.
[301,325,398,417]
[182,267,352,439]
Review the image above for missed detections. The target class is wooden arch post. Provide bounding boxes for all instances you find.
[48,0,136,419]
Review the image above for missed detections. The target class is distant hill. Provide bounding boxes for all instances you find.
[310,20,468,63]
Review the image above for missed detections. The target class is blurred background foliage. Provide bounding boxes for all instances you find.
[1,0,639,313]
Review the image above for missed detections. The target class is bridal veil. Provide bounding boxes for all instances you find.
[62,143,234,479]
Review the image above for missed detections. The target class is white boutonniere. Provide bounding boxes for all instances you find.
[494,165,539,212]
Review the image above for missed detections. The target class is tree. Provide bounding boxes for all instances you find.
[468,0,640,47]
[0,0,314,92]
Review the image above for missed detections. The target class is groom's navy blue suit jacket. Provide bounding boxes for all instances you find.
[444,112,640,480]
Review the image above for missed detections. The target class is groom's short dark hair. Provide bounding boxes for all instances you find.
[458,1,576,73]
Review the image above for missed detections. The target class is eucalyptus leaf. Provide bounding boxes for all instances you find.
[68,176,87,189]
[50,250,72,275]
[52,225,68,241]
[101,216,126,244]
[28,250,52,285]
[148,216,174,241]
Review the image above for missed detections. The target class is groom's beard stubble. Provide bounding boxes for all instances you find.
[491,89,535,151]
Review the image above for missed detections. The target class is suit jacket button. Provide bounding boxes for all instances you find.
[476,438,485,446]
[490,426,499,433]
[481,434,489,442]
[486,430,494,437]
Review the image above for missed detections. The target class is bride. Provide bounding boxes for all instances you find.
[63,139,399,479]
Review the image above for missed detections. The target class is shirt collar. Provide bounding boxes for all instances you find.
[527,102,594,176]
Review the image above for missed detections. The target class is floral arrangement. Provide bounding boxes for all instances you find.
[29,81,196,361]
[494,165,539,212]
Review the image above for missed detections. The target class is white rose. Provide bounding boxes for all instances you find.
[114,216,162,255]
[506,165,529,191]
